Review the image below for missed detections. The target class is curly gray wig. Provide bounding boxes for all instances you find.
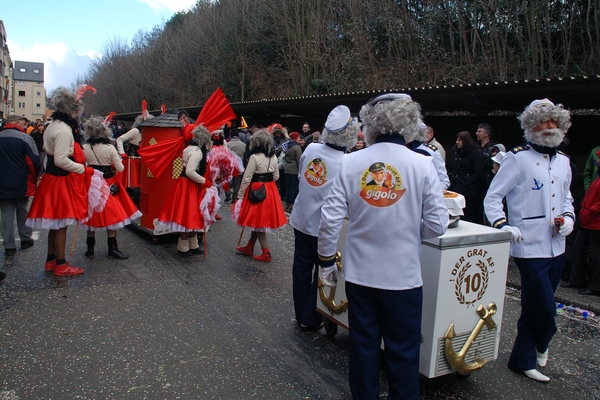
[250,129,274,152]
[52,87,83,115]
[321,120,360,148]
[519,99,571,138]
[192,125,212,149]
[359,94,424,145]
[84,116,112,140]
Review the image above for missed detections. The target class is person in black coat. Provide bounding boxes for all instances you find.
[448,131,482,223]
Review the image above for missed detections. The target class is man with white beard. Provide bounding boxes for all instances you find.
[485,99,575,383]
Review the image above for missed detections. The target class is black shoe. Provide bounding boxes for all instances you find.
[190,247,204,254]
[300,322,324,332]
[178,250,195,257]
[5,248,16,257]
[108,247,129,259]
[0,271,6,281]
[579,288,600,296]
[560,282,586,289]
[21,239,34,250]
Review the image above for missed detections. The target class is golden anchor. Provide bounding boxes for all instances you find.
[318,251,348,314]
[444,302,497,375]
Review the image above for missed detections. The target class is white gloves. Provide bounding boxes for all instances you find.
[558,217,574,237]
[319,265,338,287]
[501,225,524,244]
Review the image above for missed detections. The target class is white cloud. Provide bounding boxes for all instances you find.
[138,0,198,13]
[7,40,95,92]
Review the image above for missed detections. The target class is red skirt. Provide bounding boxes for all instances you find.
[26,172,88,230]
[117,157,142,188]
[84,176,142,231]
[158,177,207,232]
[234,181,287,232]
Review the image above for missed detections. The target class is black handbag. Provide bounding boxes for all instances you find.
[110,183,120,196]
[248,183,266,203]
[248,157,271,203]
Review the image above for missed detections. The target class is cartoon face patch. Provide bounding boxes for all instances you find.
[304,158,328,187]
[360,162,405,207]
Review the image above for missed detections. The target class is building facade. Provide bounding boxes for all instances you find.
[12,60,46,122]
[0,21,12,122]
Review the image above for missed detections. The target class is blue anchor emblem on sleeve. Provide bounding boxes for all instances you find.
[532,178,544,190]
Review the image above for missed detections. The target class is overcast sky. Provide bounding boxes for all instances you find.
[4,0,197,92]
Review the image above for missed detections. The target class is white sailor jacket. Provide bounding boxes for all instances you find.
[484,145,574,258]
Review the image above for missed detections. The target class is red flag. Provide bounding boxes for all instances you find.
[195,88,237,132]
[161,104,166,114]
[139,89,235,180]
[137,137,186,180]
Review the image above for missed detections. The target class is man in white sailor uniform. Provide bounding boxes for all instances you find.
[290,105,359,331]
[485,99,575,383]
[318,94,448,399]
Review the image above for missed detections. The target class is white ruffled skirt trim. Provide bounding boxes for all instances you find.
[200,186,221,226]
[25,218,79,230]
[88,170,110,218]
[85,210,143,231]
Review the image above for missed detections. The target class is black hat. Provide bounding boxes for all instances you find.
[369,162,385,173]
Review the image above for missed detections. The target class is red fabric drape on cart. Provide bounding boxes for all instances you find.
[138,88,237,180]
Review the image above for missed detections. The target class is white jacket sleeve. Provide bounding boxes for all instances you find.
[432,150,450,190]
[318,172,348,258]
[421,161,449,239]
[116,128,140,155]
[484,152,519,228]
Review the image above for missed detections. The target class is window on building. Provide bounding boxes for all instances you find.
[36,103,41,108]
[19,68,26,72]
[34,69,40,73]
[18,91,26,97]
[36,91,41,96]
[18,102,25,108]
[18,81,25,86]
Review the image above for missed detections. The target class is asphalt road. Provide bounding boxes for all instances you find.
[1,206,599,399]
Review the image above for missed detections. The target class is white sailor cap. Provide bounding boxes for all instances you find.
[324,105,352,133]
[366,93,412,107]
[491,151,506,164]
[527,98,555,109]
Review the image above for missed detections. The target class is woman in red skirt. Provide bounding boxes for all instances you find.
[83,116,142,259]
[158,125,219,256]
[233,129,287,262]
[26,86,108,276]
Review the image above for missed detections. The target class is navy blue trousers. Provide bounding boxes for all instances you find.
[292,229,322,327]
[346,282,422,400]
[508,255,564,371]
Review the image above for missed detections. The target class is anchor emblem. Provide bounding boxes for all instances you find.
[318,251,348,314]
[444,302,497,375]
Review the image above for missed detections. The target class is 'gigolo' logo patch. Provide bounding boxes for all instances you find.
[359,162,405,207]
[304,158,327,187]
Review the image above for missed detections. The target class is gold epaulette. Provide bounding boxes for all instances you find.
[510,145,530,154]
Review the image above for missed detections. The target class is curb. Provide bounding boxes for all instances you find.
[507,281,600,317]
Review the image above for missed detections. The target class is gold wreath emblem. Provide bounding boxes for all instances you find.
[454,260,489,306]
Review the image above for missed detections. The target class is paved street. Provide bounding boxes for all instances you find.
[1,206,599,399]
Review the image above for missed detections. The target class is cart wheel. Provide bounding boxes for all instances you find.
[152,236,159,244]
[323,318,338,337]
[455,371,471,379]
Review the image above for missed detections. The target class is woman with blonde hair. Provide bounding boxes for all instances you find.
[233,129,287,262]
